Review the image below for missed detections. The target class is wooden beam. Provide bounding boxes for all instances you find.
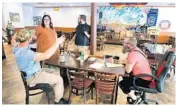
[90,3,97,55]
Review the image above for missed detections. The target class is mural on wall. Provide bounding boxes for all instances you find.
[98,6,146,25]
[33,16,42,26]
[9,12,20,22]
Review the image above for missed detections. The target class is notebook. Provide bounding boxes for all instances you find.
[106,63,124,68]
[89,63,104,70]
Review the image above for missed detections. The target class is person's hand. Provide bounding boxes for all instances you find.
[118,60,126,65]
[84,31,88,35]
[84,31,90,38]
[56,35,65,45]
[31,34,37,40]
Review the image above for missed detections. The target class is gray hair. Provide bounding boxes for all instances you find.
[126,37,138,47]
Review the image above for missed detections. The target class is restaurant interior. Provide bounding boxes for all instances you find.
[2,2,176,105]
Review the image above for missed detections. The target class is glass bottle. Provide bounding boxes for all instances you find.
[59,49,65,63]
[80,52,84,61]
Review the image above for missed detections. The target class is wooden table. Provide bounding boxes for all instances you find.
[44,51,125,83]
[45,54,125,76]
[45,52,125,103]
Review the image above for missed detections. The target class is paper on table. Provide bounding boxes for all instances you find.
[87,57,96,62]
[89,62,104,70]
[106,63,124,68]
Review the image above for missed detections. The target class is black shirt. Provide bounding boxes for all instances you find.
[75,23,91,46]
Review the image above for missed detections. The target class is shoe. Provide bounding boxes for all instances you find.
[135,91,143,96]
[127,96,135,104]
[127,96,141,104]
[55,98,69,104]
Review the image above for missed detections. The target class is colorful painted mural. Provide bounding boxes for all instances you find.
[98,6,146,25]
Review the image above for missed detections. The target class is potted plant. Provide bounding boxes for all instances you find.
[6,21,14,44]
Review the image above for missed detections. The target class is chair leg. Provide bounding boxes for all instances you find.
[115,80,119,104]
[91,86,94,100]
[46,92,50,104]
[139,100,145,104]
[83,88,86,104]
[68,87,72,104]
[26,89,29,104]
[76,89,78,96]
[145,99,159,104]
[96,91,98,104]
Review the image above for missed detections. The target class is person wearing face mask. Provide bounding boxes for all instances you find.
[119,37,152,104]
[74,15,91,58]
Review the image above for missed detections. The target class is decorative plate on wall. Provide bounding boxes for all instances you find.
[159,20,171,30]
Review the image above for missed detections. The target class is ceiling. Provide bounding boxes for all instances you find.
[23,3,111,7]
[23,2,175,8]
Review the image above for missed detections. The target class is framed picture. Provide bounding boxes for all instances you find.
[9,12,20,22]
[33,16,42,26]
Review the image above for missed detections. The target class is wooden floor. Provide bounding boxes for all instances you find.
[2,42,176,104]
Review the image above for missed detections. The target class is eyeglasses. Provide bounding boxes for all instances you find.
[44,19,50,21]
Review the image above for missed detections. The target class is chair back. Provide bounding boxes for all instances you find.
[150,51,176,92]
[95,73,118,104]
[20,71,28,88]
[66,70,88,89]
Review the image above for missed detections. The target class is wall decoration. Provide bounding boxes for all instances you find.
[146,9,158,27]
[159,20,171,30]
[33,16,42,26]
[97,6,146,25]
[9,12,20,22]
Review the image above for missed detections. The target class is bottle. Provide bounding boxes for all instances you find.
[59,49,65,63]
[80,52,84,61]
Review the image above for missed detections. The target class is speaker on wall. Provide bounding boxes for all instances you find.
[99,12,103,19]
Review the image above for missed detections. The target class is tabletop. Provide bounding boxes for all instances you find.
[45,52,125,76]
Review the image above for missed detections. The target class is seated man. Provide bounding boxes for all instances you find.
[12,29,68,104]
[119,37,152,104]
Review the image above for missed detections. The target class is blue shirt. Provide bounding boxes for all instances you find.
[13,44,41,79]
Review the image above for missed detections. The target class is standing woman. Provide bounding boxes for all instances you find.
[35,15,59,61]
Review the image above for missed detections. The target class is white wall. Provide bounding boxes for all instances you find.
[2,3,175,31]
[33,7,91,28]
[22,4,34,26]
[2,13,6,37]
[2,3,24,28]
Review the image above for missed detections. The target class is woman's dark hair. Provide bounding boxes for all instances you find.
[41,15,53,29]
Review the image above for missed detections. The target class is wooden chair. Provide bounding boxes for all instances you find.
[95,73,119,104]
[97,34,106,51]
[20,71,53,104]
[66,69,94,104]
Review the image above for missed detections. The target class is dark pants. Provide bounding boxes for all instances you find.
[119,76,151,94]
